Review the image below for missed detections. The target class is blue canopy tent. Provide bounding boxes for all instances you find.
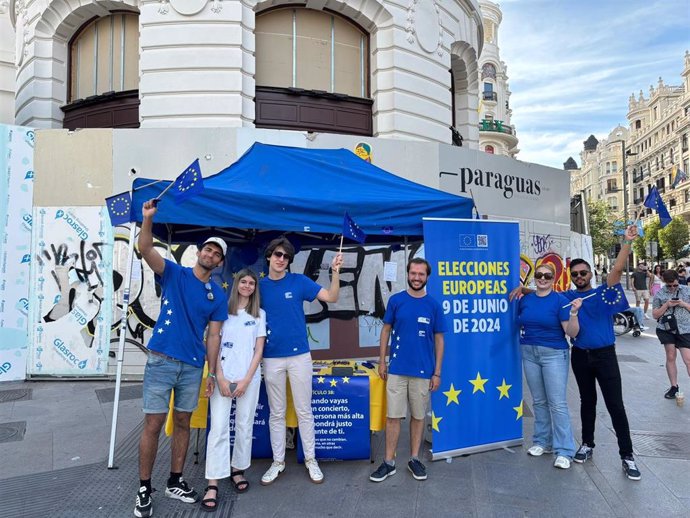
[130,142,473,245]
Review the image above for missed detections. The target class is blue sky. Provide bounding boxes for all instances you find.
[498,0,690,169]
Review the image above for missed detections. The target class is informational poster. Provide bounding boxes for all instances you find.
[0,125,35,382]
[423,218,522,459]
[297,375,370,461]
[27,207,113,376]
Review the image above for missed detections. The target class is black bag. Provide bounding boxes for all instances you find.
[659,307,678,333]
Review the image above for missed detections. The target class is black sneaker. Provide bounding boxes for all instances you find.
[573,444,593,463]
[369,461,396,482]
[165,477,198,503]
[622,456,641,480]
[665,385,679,399]
[407,458,427,481]
[134,486,152,518]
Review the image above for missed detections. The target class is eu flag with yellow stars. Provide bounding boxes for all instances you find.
[172,159,204,202]
[105,192,132,225]
[343,212,367,243]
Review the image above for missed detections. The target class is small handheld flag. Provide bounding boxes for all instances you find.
[343,212,367,244]
[643,186,672,228]
[105,192,132,226]
[671,165,687,189]
[172,159,204,202]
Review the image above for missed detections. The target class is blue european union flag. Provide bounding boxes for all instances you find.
[105,192,132,226]
[172,159,204,202]
[343,212,367,243]
[643,186,672,227]
[458,234,476,248]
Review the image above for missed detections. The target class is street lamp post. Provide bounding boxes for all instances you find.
[614,138,632,289]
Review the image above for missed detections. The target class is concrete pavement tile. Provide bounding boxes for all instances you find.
[0,401,14,419]
[52,427,112,470]
[0,430,53,479]
[635,457,690,499]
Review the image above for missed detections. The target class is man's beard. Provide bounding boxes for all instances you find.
[407,279,427,292]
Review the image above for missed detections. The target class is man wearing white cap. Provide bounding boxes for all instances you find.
[134,199,228,518]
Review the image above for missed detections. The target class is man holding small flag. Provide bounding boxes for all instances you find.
[105,191,133,226]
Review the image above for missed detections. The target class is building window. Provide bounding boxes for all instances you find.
[481,63,497,80]
[608,197,618,210]
[254,8,372,135]
[485,145,495,154]
[63,13,140,129]
[635,120,641,129]
[685,189,690,203]
[606,162,611,175]
[611,161,618,173]
[607,179,617,192]
[255,8,368,98]
[682,134,689,151]
[69,14,139,102]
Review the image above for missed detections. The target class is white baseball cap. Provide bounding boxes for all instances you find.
[201,237,227,258]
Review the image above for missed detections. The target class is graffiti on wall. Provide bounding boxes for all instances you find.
[28,207,112,376]
[519,222,571,292]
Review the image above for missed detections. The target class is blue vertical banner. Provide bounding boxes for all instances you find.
[423,219,522,459]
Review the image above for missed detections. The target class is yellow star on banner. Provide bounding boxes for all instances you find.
[431,411,442,432]
[342,377,350,383]
[259,272,266,278]
[469,372,488,393]
[442,383,462,405]
[496,378,512,399]
[330,379,338,387]
[513,400,523,420]
[221,281,229,290]
[317,376,325,384]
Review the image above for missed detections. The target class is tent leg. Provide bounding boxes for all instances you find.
[107,222,137,469]
[194,428,200,464]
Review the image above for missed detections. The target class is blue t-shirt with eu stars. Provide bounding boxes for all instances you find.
[561,283,629,350]
[147,260,228,368]
[260,272,321,358]
[518,291,571,349]
[384,291,446,379]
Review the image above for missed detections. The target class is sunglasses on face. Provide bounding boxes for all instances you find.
[205,282,215,301]
[272,251,291,260]
[666,283,679,288]
[534,272,554,280]
[570,270,590,278]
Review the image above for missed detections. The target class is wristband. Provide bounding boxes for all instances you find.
[623,239,633,245]
[207,372,216,379]
[570,311,578,316]
[432,374,441,378]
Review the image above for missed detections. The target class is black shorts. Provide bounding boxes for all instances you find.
[656,329,690,348]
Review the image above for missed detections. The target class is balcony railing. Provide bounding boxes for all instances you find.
[482,91,498,101]
[479,119,514,135]
[633,196,644,204]
[605,187,620,194]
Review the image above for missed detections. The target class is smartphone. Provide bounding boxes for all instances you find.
[672,295,680,301]
[229,382,238,393]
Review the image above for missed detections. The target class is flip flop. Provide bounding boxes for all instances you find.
[231,470,250,493]
[201,485,218,513]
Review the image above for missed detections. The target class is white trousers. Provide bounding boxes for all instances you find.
[205,376,261,479]
[263,352,315,462]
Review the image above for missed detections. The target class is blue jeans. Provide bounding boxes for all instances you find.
[142,353,203,414]
[522,345,576,458]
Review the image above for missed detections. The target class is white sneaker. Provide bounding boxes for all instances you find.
[305,458,324,484]
[260,461,285,486]
[644,313,650,320]
[554,456,571,469]
[640,324,649,331]
[527,445,552,457]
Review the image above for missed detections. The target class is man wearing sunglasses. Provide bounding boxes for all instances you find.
[562,225,642,481]
[134,199,228,518]
[651,269,690,400]
[259,237,344,486]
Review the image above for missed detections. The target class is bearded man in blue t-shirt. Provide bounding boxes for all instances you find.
[370,258,446,483]
[134,199,228,518]
[562,225,642,481]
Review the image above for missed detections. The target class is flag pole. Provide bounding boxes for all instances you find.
[469,189,480,218]
[153,181,176,205]
[107,218,137,468]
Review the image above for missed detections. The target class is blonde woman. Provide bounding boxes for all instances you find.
[203,269,265,510]
[517,264,582,469]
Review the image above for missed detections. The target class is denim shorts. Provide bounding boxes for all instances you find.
[142,353,204,414]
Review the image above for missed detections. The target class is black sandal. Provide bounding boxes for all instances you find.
[231,470,250,493]
[201,485,219,513]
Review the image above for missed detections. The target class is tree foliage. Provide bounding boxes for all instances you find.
[587,200,618,257]
[659,217,690,261]
[641,219,663,263]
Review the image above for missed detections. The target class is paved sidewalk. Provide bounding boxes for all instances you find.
[1,292,689,517]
